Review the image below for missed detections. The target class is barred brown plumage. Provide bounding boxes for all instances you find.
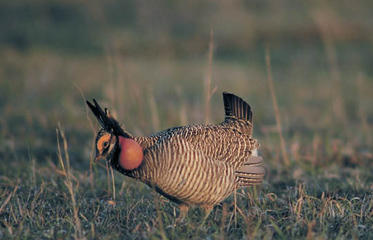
[87,92,265,220]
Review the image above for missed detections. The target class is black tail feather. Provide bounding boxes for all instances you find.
[223,92,252,123]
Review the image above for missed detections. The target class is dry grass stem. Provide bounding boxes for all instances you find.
[0,184,18,214]
[105,161,111,195]
[356,73,372,145]
[110,166,116,201]
[265,47,290,166]
[311,9,347,125]
[56,124,85,240]
[74,83,96,188]
[149,90,160,131]
[204,29,217,124]
[155,195,167,240]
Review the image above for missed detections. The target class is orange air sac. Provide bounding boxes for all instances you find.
[118,136,143,170]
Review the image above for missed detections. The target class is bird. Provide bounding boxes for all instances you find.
[87,92,264,221]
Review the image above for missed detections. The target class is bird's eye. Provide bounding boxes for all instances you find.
[103,141,109,148]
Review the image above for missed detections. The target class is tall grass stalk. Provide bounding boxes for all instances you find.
[204,29,217,124]
[155,195,168,240]
[75,83,96,189]
[110,166,116,201]
[265,47,290,166]
[105,161,111,196]
[356,73,372,146]
[0,183,18,215]
[149,90,160,131]
[311,8,347,125]
[176,87,188,126]
[56,124,85,240]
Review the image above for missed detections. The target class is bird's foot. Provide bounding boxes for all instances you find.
[174,204,189,226]
[198,205,213,228]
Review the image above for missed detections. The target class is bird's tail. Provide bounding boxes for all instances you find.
[235,156,265,187]
[223,92,252,123]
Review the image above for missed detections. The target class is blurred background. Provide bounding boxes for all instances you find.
[0,0,372,238]
[1,0,372,165]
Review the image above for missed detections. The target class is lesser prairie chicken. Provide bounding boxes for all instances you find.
[87,92,264,220]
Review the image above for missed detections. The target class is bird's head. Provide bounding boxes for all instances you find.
[87,100,143,170]
[94,128,118,163]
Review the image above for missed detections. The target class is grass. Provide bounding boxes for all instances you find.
[0,146,372,239]
[1,1,373,239]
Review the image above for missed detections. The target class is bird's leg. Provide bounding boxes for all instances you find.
[200,205,213,225]
[175,204,189,224]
